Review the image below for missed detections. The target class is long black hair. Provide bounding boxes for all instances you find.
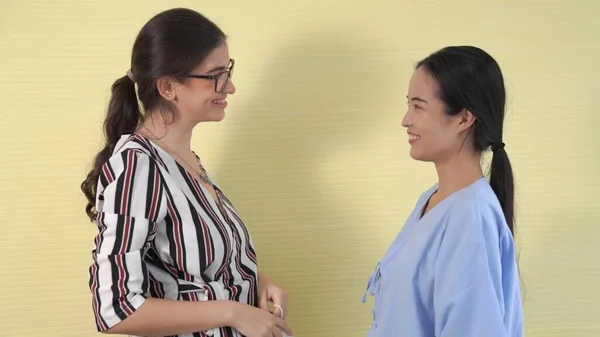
[417,46,515,235]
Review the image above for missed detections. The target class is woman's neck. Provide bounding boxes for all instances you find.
[433,151,483,198]
[139,113,194,154]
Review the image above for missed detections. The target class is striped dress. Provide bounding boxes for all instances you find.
[88,133,258,337]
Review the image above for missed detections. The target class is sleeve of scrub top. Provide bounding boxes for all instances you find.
[432,204,509,337]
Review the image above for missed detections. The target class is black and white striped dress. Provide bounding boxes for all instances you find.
[88,133,258,337]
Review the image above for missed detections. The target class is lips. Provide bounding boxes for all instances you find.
[407,132,420,145]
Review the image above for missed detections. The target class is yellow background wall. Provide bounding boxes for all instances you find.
[1,0,599,336]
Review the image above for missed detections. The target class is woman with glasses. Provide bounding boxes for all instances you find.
[81,8,293,337]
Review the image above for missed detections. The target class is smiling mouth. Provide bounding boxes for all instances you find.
[408,133,420,144]
[212,98,227,107]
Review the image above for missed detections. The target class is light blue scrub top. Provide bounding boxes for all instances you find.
[363,178,523,337]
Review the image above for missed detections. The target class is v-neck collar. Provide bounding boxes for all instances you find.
[416,177,487,223]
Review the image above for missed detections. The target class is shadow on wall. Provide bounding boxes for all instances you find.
[214,31,389,335]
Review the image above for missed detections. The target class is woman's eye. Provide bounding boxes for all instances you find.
[406,102,421,110]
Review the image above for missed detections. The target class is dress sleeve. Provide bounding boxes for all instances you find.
[433,205,509,337]
[88,149,166,332]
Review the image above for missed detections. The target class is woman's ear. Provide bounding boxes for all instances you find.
[457,108,476,132]
[156,76,178,101]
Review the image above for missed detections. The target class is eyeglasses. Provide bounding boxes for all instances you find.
[185,59,235,93]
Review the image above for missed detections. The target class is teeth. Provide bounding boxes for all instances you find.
[213,99,226,104]
[409,134,420,140]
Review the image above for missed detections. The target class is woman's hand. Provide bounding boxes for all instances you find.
[230,302,293,337]
[258,272,289,319]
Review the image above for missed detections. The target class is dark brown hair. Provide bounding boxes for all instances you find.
[81,8,226,221]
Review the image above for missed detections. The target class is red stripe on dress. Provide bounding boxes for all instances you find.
[115,255,134,316]
[90,261,107,331]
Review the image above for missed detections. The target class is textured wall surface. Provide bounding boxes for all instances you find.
[0,0,599,336]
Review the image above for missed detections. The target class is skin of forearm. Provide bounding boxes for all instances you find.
[104,298,238,335]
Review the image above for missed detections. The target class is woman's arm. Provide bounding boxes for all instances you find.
[106,298,293,336]
[89,151,167,332]
[105,298,236,335]
[433,209,519,337]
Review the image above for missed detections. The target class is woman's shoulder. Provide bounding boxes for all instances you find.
[100,134,162,182]
[445,178,511,238]
[112,134,159,158]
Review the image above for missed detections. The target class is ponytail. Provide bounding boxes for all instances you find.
[490,144,525,297]
[488,144,515,235]
[81,75,142,222]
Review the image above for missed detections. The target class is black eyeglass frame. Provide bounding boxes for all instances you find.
[184,59,235,93]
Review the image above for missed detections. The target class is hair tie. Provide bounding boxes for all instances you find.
[492,142,505,153]
[126,69,136,83]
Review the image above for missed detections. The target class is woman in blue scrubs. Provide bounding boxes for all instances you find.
[363,46,524,337]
